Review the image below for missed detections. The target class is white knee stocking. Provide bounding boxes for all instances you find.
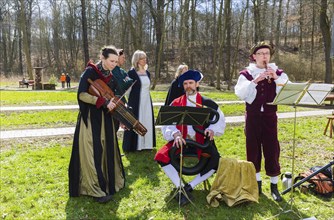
[270,176,279,184]
[189,169,215,189]
[162,164,183,187]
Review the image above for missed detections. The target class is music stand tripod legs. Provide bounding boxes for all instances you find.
[166,144,196,208]
[271,106,303,219]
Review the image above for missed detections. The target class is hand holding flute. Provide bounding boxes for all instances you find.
[264,61,271,83]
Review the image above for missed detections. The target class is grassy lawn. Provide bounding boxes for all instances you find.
[1,88,333,219]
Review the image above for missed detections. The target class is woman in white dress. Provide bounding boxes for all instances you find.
[122,50,156,152]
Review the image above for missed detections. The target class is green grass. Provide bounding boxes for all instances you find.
[0,91,78,106]
[0,110,77,129]
[0,89,238,106]
[1,118,333,219]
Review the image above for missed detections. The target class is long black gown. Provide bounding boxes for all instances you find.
[68,63,125,198]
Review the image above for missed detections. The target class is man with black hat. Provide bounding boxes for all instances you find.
[234,41,289,202]
[155,70,226,206]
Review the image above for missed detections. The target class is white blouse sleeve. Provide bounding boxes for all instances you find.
[161,125,180,142]
[274,72,289,94]
[207,108,226,137]
[234,75,258,104]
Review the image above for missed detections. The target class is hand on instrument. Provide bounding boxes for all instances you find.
[106,99,116,111]
[265,66,278,80]
[204,128,214,141]
[173,132,186,148]
[253,72,268,84]
[264,66,277,80]
[120,123,128,130]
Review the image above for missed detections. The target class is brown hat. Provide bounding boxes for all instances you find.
[249,41,275,56]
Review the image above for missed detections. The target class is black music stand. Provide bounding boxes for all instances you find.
[268,81,334,218]
[156,106,212,207]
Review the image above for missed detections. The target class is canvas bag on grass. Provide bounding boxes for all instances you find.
[294,166,333,198]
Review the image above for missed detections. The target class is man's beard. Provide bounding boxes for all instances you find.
[185,88,196,96]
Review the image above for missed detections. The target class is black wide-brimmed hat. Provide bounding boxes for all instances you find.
[178,70,203,87]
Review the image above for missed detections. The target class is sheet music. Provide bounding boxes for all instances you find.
[298,83,334,105]
[271,82,308,105]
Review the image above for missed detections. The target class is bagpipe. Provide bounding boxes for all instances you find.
[87,78,147,136]
[169,106,220,176]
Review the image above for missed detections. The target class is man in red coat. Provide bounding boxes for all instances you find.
[155,70,226,206]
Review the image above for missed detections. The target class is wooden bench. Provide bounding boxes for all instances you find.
[325,93,334,105]
[19,80,35,88]
[324,115,334,138]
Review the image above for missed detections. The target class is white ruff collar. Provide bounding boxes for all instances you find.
[246,63,278,78]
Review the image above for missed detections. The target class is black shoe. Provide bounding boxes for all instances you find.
[179,193,191,206]
[94,195,113,203]
[271,183,282,202]
[174,185,193,206]
[184,183,193,193]
[257,181,262,195]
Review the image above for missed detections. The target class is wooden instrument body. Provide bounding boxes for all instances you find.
[87,78,147,136]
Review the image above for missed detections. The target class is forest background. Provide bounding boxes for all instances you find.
[1,0,333,89]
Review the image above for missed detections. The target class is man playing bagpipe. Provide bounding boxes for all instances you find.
[154,70,226,206]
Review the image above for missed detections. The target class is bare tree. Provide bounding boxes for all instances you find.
[283,0,290,46]
[179,0,190,63]
[224,0,232,89]
[274,0,283,62]
[19,0,33,79]
[231,1,248,80]
[298,0,304,52]
[320,0,332,83]
[81,0,89,65]
[252,0,262,42]
[146,0,168,89]
[269,0,276,44]
[217,0,224,88]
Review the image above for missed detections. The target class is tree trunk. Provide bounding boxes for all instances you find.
[274,0,283,63]
[105,0,113,45]
[217,0,224,89]
[252,0,261,43]
[211,0,217,88]
[298,0,303,52]
[224,0,232,90]
[269,0,276,45]
[311,1,316,79]
[147,0,167,90]
[19,0,33,80]
[232,4,247,82]
[283,0,290,46]
[181,0,190,64]
[1,9,8,76]
[52,2,61,75]
[189,0,197,68]
[320,0,332,83]
[81,0,89,66]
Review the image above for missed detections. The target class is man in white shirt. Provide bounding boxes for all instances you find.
[154,70,226,206]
